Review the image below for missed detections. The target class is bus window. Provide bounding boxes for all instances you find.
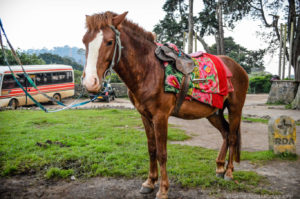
[2,74,27,89]
[16,74,26,87]
[2,74,17,89]
[35,73,53,86]
[44,73,52,85]
[52,72,59,83]
[35,73,43,86]
[58,72,67,83]
[52,72,72,84]
[66,71,73,82]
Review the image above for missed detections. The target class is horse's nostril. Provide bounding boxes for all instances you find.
[83,76,100,92]
[94,78,99,86]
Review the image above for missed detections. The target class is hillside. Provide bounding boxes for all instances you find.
[25,45,85,65]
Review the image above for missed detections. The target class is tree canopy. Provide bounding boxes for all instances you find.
[38,53,83,71]
[0,47,45,65]
[153,0,252,52]
[209,37,265,73]
[154,0,300,79]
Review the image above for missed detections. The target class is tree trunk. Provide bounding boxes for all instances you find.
[217,0,225,55]
[293,15,300,82]
[188,0,194,54]
[195,33,212,53]
[215,35,221,55]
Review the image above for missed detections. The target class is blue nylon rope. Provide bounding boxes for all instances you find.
[0,18,101,113]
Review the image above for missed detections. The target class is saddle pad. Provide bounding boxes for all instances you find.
[164,53,233,109]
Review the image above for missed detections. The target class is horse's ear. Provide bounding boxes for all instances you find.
[113,12,128,28]
[85,15,91,23]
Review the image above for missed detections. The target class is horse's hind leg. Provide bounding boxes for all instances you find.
[140,115,158,194]
[207,110,229,178]
[224,105,242,180]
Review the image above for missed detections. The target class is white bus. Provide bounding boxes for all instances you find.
[0,65,75,109]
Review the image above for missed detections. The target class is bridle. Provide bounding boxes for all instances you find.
[102,25,122,83]
[81,25,122,85]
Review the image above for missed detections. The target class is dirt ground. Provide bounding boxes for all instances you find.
[1,94,300,199]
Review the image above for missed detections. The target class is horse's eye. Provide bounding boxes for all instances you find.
[107,41,113,46]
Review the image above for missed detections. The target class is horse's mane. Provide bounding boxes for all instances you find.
[86,11,155,43]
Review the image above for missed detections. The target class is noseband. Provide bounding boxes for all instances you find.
[103,25,122,83]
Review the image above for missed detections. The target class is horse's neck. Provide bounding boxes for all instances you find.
[115,32,162,96]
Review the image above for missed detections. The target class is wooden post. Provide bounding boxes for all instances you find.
[282,24,287,80]
[188,0,194,54]
[183,32,186,52]
[194,31,197,52]
[217,0,225,55]
[278,24,283,78]
[288,22,294,79]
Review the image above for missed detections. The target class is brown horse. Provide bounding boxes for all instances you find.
[82,11,249,199]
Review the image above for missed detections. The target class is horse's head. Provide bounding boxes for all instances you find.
[82,11,128,93]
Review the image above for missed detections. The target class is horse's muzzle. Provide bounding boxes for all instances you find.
[83,75,101,93]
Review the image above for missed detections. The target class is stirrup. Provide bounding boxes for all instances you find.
[192,78,206,83]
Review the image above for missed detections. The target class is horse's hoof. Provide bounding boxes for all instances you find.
[224,175,233,181]
[156,191,168,199]
[139,186,154,194]
[216,172,224,178]
[155,196,168,199]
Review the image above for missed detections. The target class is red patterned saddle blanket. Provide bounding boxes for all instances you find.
[162,47,233,109]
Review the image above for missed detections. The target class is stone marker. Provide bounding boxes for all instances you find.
[268,115,296,154]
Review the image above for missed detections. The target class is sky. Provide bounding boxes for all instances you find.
[0,0,283,74]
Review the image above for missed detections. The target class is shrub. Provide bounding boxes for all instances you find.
[74,70,83,85]
[248,74,272,93]
[110,72,122,83]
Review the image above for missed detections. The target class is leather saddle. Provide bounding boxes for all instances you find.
[155,44,194,115]
[155,44,195,75]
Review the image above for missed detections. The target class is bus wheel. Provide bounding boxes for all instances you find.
[52,94,61,105]
[8,99,18,110]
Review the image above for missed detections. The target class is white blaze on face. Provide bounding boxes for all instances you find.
[84,31,103,90]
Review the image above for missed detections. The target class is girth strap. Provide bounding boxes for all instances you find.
[172,74,191,116]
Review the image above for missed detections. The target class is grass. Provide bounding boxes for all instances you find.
[0,109,295,194]
[45,167,74,179]
[224,114,300,126]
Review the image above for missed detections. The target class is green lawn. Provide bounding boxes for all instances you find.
[0,109,295,194]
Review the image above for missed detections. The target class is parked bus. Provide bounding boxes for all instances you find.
[0,65,75,109]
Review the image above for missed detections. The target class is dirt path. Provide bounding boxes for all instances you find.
[1,169,299,199]
[2,94,300,199]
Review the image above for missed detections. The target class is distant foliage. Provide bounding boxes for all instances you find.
[110,72,122,83]
[73,70,122,85]
[0,47,45,65]
[74,70,83,85]
[209,37,265,73]
[26,45,85,65]
[248,73,272,93]
[38,53,83,70]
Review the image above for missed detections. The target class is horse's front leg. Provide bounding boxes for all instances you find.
[153,115,169,199]
[140,115,158,194]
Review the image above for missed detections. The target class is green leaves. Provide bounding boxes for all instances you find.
[209,37,265,73]
[0,47,45,65]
